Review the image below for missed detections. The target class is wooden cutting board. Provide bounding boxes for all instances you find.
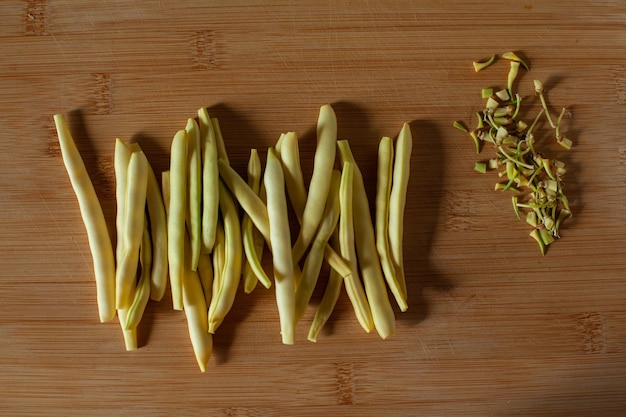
[2,1,626,415]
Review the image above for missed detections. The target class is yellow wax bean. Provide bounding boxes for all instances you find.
[212,219,225,297]
[376,136,407,311]
[242,149,271,292]
[292,104,337,263]
[218,159,270,241]
[265,147,295,345]
[185,118,202,271]
[114,138,131,267]
[339,162,374,333]
[294,170,341,323]
[208,182,242,333]
[116,149,149,310]
[197,252,214,310]
[145,158,168,302]
[162,171,170,214]
[338,140,395,339]
[54,114,116,323]
[168,130,187,311]
[211,117,229,165]
[388,123,412,303]
[270,135,352,281]
[183,231,213,372]
[307,231,343,342]
[197,107,219,254]
[125,216,152,330]
[280,132,307,223]
[117,307,137,351]
[219,158,351,280]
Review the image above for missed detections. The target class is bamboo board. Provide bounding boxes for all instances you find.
[2,1,626,415]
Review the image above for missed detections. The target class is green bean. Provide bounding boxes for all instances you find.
[208,181,242,333]
[167,130,188,311]
[376,136,407,311]
[337,140,395,339]
[185,118,202,271]
[339,162,374,333]
[294,170,341,323]
[125,216,152,331]
[388,123,412,304]
[242,149,271,293]
[265,147,295,345]
[197,107,219,254]
[292,104,337,263]
[116,150,149,310]
[53,114,116,323]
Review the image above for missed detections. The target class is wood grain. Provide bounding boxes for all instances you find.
[2,1,626,416]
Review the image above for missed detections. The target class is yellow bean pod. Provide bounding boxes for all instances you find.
[307,230,343,342]
[218,159,271,242]
[196,252,214,310]
[145,158,168,302]
[292,104,337,263]
[116,149,149,310]
[265,147,295,345]
[125,216,152,331]
[388,123,412,303]
[294,170,341,323]
[376,136,408,311]
[183,231,213,372]
[212,117,229,165]
[185,118,202,271]
[197,107,219,254]
[338,140,395,339]
[271,134,353,280]
[279,131,307,223]
[54,114,116,323]
[339,162,374,333]
[242,148,271,292]
[208,181,242,333]
[114,138,131,267]
[167,130,188,311]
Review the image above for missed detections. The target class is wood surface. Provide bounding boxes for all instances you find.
[2,1,626,416]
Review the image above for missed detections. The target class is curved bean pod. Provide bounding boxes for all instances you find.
[242,149,271,292]
[208,181,242,333]
[54,114,116,323]
[376,136,407,311]
[307,230,343,342]
[339,162,374,333]
[116,150,149,310]
[338,140,395,339]
[294,170,341,323]
[292,104,337,263]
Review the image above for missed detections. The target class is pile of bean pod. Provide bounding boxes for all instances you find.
[54,104,412,372]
